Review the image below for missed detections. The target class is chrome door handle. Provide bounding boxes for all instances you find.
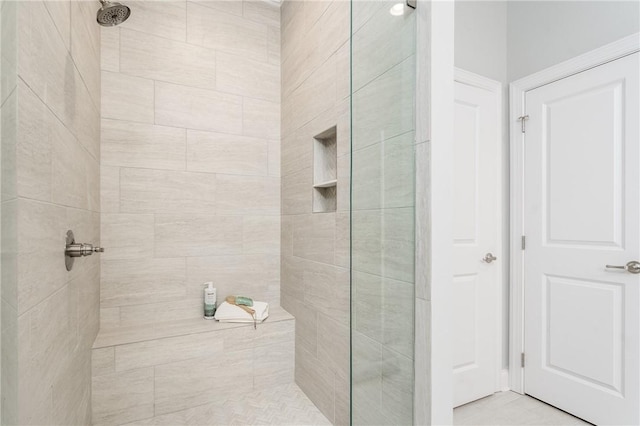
[605,261,640,274]
[482,253,497,263]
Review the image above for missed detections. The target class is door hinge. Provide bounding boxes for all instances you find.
[518,115,529,133]
[521,235,526,250]
[521,353,525,368]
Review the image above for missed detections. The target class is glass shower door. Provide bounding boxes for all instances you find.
[350,1,416,425]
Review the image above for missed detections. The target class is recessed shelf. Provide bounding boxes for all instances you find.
[313,126,337,213]
[313,179,337,189]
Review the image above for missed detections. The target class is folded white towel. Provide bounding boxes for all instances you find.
[214,301,269,323]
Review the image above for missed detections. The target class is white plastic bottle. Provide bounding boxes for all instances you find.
[203,282,217,320]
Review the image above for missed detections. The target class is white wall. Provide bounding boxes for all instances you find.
[455,1,507,84]
[507,1,640,81]
[455,0,511,370]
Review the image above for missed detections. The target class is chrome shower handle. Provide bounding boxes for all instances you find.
[65,230,104,271]
[65,242,104,257]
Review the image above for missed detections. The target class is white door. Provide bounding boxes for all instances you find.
[452,73,501,407]
[524,52,640,425]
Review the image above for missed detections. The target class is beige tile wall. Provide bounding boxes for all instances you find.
[279,1,351,424]
[91,311,295,424]
[1,1,101,423]
[100,0,281,329]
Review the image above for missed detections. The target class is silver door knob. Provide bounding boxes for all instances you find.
[482,253,497,263]
[605,261,640,274]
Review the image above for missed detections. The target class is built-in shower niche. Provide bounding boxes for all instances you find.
[312,126,337,213]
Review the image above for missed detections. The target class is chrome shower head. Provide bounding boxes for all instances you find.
[96,0,130,27]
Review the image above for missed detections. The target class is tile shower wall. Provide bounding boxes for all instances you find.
[1,1,101,424]
[279,1,350,424]
[99,1,281,328]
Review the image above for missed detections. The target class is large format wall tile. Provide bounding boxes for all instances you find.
[43,0,70,50]
[16,199,68,315]
[118,298,202,327]
[216,51,279,102]
[292,213,335,264]
[92,348,115,377]
[154,348,254,414]
[100,165,120,213]
[99,0,281,350]
[381,348,414,424]
[92,368,154,425]
[216,174,279,215]
[243,0,281,27]
[71,1,101,107]
[100,28,119,72]
[101,258,187,308]
[268,24,281,66]
[351,0,416,92]
[281,3,351,420]
[352,56,415,150]
[102,119,186,171]
[295,345,335,421]
[10,1,101,423]
[191,0,243,17]
[101,214,154,260]
[291,55,336,130]
[120,28,216,89]
[282,167,312,215]
[243,97,280,140]
[124,1,187,42]
[242,215,280,255]
[52,122,96,210]
[16,83,54,202]
[115,333,225,372]
[154,215,243,258]
[17,2,72,126]
[186,254,279,304]
[102,71,154,124]
[187,2,269,62]
[186,130,268,176]
[254,340,295,387]
[155,81,243,134]
[352,207,415,283]
[120,168,216,214]
[317,313,350,379]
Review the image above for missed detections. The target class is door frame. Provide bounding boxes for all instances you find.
[508,33,640,394]
[454,67,505,396]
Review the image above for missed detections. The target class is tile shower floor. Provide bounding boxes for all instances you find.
[124,383,331,426]
[454,391,590,426]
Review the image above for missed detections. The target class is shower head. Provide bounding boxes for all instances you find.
[96,0,130,27]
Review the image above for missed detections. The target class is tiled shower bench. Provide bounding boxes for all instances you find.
[91,307,295,425]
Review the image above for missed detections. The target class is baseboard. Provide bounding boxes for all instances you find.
[500,368,510,392]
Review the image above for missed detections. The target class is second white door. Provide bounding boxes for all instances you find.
[452,71,502,407]
[523,52,640,426]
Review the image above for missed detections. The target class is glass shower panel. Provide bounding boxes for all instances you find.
[350,1,416,425]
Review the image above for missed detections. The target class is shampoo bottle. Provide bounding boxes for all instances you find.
[203,282,217,320]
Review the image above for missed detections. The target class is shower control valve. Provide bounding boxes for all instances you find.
[66,242,104,257]
[64,230,104,271]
